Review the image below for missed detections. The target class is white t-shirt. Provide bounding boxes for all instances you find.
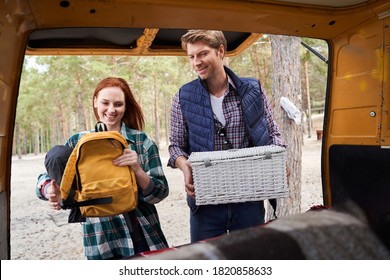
[210,94,225,126]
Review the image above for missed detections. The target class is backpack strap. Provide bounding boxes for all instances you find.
[62,197,113,208]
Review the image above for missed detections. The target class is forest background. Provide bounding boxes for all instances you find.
[14,35,327,157]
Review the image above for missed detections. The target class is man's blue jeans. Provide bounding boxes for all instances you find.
[188,197,265,243]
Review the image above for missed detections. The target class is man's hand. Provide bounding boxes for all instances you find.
[175,156,195,197]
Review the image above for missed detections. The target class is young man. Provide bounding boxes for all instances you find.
[168,30,284,242]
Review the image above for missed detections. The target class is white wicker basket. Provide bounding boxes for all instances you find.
[189,145,288,205]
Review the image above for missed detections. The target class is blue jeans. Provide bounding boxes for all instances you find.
[188,197,265,242]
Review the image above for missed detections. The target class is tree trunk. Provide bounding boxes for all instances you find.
[15,124,22,159]
[57,102,66,144]
[34,125,39,155]
[153,74,160,148]
[251,47,263,82]
[304,61,312,138]
[44,128,49,152]
[50,117,57,147]
[270,35,303,218]
[23,133,28,155]
[164,93,169,146]
[76,71,87,131]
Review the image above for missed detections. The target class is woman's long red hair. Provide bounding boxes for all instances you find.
[92,77,145,130]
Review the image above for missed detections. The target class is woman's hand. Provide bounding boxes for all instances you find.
[46,180,62,210]
[113,149,141,171]
[113,149,152,191]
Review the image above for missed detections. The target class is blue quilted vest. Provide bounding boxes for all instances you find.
[179,66,270,154]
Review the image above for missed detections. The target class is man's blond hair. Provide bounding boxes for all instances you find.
[181,30,227,53]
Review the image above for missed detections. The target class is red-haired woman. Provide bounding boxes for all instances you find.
[36,77,169,259]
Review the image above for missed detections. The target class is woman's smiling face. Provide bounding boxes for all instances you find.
[93,86,126,131]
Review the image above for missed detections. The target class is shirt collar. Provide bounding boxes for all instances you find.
[225,74,237,96]
[227,74,236,90]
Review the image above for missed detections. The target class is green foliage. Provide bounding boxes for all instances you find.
[300,38,328,108]
[230,35,273,94]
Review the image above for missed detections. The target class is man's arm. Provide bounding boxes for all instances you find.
[167,92,196,197]
[168,92,190,167]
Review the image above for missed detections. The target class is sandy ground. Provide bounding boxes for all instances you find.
[10,132,323,260]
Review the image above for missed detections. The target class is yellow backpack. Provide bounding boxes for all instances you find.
[60,123,138,217]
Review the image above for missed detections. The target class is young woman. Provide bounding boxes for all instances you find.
[36,77,169,259]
